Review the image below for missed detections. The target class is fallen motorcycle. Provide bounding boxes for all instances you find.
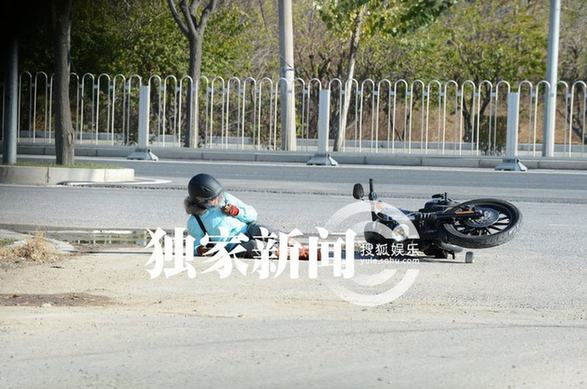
[352,179,522,259]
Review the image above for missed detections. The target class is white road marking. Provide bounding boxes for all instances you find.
[60,177,171,186]
[17,154,587,175]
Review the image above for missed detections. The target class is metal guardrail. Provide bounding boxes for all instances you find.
[3,72,586,158]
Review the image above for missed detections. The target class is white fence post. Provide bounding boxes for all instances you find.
[495,92,527,171]
[128,85,158,161]
[307,89,337,166]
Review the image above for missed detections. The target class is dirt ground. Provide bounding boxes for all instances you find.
[0,244,585,388]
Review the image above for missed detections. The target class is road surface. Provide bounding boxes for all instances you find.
[0,156,585,388]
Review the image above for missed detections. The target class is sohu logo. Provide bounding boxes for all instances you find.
[322,201,421,307]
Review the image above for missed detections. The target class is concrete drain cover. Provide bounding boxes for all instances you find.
[0,293,111,307]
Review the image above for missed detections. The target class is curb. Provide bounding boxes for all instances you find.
[0,229,77,254]
[0,164,135,185]
[8,143,587,170]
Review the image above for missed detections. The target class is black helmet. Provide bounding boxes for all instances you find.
[188,173,224,209]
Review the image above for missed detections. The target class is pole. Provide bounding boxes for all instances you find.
[278,0,296,151]
[137,85,149,150]
[2,37,18,165]
[317,89,330,155]
[127,85,158,161]
[496,93,527,171]
[307,89,337,166]
[542,0,560,158]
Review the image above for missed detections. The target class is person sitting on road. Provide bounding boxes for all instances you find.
[184,173,314,260]
[184,173,259,257]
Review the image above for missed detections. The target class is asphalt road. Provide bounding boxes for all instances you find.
[1,155,587,232]
[0,156,585,388]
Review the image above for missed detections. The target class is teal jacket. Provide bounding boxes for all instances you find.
[187,192,257,253]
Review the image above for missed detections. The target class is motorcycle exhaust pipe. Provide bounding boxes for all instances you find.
[437,241,464,253]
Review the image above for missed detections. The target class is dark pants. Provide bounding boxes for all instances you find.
[236,223,277,258]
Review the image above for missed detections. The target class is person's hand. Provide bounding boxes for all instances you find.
[196,246,209,256]
[222,204,240,217]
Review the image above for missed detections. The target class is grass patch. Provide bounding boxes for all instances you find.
[0,231,61,264]
[0,239,17,247]
[13,160,123,169]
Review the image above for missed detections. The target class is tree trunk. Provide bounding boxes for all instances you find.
[167,0,217,148]
[568,106,587,145]
[461,94,475,143]
[52,0,74,165]
[185,35,203,148]
[2,37,18,165]
[333,7,365,152]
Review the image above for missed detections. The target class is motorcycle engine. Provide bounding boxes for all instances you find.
[419,193,459,213]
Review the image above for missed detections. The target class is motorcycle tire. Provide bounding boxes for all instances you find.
[441,198,522,249]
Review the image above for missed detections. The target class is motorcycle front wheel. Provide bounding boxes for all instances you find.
[441,198,522,249]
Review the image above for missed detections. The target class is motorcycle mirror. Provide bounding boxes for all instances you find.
[353,183,365,199]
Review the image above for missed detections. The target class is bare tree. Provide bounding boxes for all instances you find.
[51,0,75,165]
[167,0,218,148]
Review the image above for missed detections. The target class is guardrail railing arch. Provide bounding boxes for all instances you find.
[569,80,586,156]
[442,80,459,155]
[79,73,96,143]
[17,71,33,142]
[410,79,427,154]
[176,75,193,146]
[6,71,587,159]
[391,79,409,153]
[126,74,142,145]
[111,73,127,145]
[224,76,241,150]
[95,73,111,144]
[148,74,163,146]
[517,80,534,157]
[305,77,322,150]
[459,80,477,156]
[532,80,551,156]
[425,80,443,154]
[558,80,571,154]
[374,79,391,152]
[256,77,274,150]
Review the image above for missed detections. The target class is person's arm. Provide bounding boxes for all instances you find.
[187,216,206,255]
[222,192,257,223]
